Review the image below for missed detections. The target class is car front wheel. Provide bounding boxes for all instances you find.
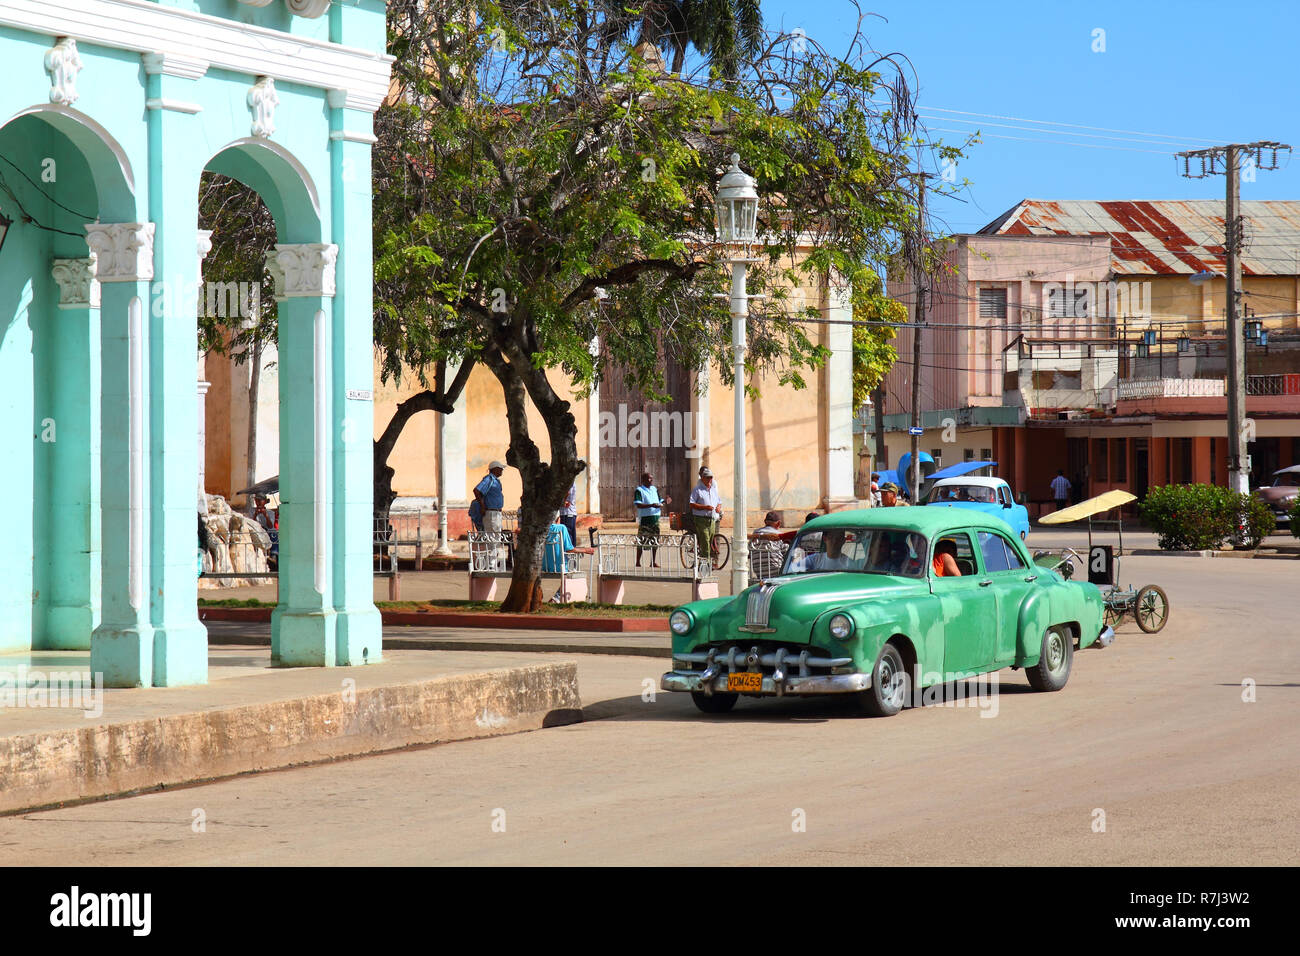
[1026,625,1072,692]
[691,691,738,714]
[857,643,908,717]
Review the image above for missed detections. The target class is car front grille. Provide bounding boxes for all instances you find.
[673,642,852,680]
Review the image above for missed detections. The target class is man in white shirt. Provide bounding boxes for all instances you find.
[688,466,723,568]
[792,528,857,573]
[1050,470,1072,511]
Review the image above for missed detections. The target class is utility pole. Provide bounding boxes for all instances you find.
[903,172,932,503]
[1177,141,1291,493]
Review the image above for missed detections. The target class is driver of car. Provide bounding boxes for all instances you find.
[792,528,858,572]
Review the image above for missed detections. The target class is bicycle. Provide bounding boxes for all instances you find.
[668,512,731,571]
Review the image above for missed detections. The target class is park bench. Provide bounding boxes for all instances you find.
[467,530,591,602]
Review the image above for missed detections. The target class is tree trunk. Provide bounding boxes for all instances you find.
[481,344,584,613]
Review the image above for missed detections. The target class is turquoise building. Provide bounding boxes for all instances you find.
[0,0,390,685]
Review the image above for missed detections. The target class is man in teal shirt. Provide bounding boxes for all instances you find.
[633,471,671,568]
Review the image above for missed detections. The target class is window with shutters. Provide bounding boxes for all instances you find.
[979,288,1007,318]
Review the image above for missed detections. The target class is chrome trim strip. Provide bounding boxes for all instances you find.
[661,671,871,695]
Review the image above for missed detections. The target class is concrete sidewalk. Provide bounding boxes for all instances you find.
[204,620,672,658]
[0,646,579,814]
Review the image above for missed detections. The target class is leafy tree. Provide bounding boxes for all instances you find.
[374,0,942,610]
[596,0,764,77]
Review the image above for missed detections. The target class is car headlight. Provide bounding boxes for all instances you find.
[828,613,854,640]
[669,610,692,635]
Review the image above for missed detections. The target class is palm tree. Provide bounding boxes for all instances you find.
[603,0,764,78]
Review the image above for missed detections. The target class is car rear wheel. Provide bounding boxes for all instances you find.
[856,643,908,717]
[691,691,738,714]
[1026,625,1072,692]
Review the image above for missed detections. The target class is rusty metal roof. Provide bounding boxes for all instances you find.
[978,199,1300,276]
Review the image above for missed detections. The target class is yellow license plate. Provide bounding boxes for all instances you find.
[727,672,763,692]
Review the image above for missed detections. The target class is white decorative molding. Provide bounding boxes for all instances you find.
[145,98,203,114]
[286,0,331,18]
[45,37,83,106]
[268,243,337,299]
[329,129,378,145]
[51,255,100,309]
[141,51,208,79]
[248,76,279,138]
[84,222,156,282]
[0,1,394,114]
[5,105,136,196]
[197,229,213,284]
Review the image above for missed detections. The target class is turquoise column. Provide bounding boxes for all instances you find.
[270,245,338,666]
[328,92,382,665]
[142,55,208,686]
[0,219,38,654]
[88,225,156,687]
[43,256,102,648]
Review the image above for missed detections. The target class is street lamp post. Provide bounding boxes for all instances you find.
[715,154,759,594]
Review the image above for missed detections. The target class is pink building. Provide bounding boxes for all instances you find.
[872,200,1300,512]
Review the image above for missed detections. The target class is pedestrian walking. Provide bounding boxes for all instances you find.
[633,471,670,567]
[561,482,578,546]
[1051,470,1072,511]
[870,472,882,508]
[688,466,723,568]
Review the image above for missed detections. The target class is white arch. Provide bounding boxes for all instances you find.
[2,103,136,197]
[213,136,322,221]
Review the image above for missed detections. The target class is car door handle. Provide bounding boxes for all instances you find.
[1024,575,1038,582]
[979,579,992,587]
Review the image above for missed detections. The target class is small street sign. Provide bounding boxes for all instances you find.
[908,426,923,436]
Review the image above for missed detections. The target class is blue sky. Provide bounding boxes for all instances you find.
[757,0,1300,235]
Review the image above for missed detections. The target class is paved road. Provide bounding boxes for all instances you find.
[3,553,1296,865]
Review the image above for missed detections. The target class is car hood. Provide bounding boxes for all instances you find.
[1256,486,1299,504]
[703,572,924,645]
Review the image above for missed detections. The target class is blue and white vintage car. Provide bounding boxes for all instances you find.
[923,475,1031,540]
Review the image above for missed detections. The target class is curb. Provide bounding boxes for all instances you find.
[202,629,670,658]
[0,662,580,815]
[198,606,669,632]
[1130,548,1299,558]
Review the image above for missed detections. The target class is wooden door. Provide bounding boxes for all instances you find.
[599,354,692,520]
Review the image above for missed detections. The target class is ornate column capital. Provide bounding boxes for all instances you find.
[268,243,338,300]
[84,223,156,282]
[45,37,83,106]
[285,0,331,17]
[51,255,100,309]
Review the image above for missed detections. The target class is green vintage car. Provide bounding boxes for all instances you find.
[661,508,1113,717]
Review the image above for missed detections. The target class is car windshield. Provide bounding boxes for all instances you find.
[1273,473,1300,487]
[930,483,997,503]
[780,527,928,578]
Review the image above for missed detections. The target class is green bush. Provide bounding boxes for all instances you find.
[1237,493,1276,549]
[1290,499,1300,540]
[1139,483,1273,551]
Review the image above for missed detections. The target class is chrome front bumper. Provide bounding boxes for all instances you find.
[1096,625,1115,647]
[661,671,871,696]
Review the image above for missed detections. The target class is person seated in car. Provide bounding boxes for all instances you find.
[932,538,962,577]
[792,528,858,572]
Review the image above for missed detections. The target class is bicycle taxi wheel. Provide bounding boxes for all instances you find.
[1134,585,1169,633]
[710,533,730,571]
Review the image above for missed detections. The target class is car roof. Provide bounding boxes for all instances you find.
[1274,464,1300,476]
[801,507,1010,537]
[930,476,1007,488]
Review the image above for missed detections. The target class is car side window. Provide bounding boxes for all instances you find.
[999,534,1026,570]
[978,530,1024,573]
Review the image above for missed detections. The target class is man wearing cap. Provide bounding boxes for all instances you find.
[879,481,909,507]
[688,466,724,567]
[474,461,507,533]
